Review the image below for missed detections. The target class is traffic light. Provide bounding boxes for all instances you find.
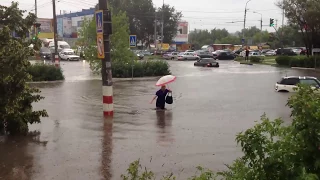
[269,18,274,27]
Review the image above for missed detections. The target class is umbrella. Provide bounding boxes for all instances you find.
[156,75,176,86]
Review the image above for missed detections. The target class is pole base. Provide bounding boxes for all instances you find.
[103,86,114,117]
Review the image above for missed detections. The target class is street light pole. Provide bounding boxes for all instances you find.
[161,0,164,51]
[253,11,262,31]
[243,0,252,41]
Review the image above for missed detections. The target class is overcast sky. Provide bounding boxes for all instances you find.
[3,0,285,32]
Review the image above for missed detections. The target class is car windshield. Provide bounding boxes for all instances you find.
[64,51,75,55]
[60,45,70,49]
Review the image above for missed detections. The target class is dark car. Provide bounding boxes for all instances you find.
[194,58,219,67]
[276,48,297,56]
[195,50,213,59]
[214,51,235,60]
[39,47,52,60]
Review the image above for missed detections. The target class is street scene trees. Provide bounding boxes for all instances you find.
[3,0,320,179]
[0,2,47,135]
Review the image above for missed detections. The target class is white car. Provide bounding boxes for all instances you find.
[249,51,265,57]
[265,50,276,56]
[59,49,80,61]
[275,76,320,92]
[177,52,200,61]
[185,50,195,53]
[293,48,302,55]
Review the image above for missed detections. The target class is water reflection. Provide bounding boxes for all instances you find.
[101,118,113,180]
[0,131,46,180]
[156,111,174,146]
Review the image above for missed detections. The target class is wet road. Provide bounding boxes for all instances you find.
[1,60,320,180]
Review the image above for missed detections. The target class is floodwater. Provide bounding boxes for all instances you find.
[1,60,320,180]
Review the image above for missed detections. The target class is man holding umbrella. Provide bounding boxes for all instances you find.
[150,75,176,110]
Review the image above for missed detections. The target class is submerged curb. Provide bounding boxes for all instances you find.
[26,76,161,84]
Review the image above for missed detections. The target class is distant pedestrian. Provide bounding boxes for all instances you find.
[245,48,250,61]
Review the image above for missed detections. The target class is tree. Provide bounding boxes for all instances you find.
[278,0,320,55]
[219,85,320,179]
[78,10,134,72]
[0,2,48,135]
[157,4,182,43]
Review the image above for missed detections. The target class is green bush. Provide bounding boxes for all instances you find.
[275,56,291,66]
[276,56,318,68]
[27,64,65,81]
[249,56,264,63]
[112,60,170,78]
[234,56,244,61]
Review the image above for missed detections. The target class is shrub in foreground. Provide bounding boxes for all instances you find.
[112,60,170,78]
[27,64,65,81]
[122,85,320,179]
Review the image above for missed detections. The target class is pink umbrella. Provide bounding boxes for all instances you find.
[156,75,176,86]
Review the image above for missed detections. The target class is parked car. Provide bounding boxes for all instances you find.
[249,51,265,57]
[141,50,153,56]
[185,50,195,53]
[261,49,271,54]
[163,52,179,60]
[276,48,297,56]
[59,49,80,61]
[275,76,320,92]
[177,52,200,61]
[214,51,235,60]
[265,50,277,56]
[293,48,302,55]
[195,50,213,59]
[194,58,219,67]
[39,47,52,60]
[136,51,144,60]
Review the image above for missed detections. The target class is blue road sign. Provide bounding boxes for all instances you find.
[129,35,137,48]
[241,38,245,44]
[95,10,103,33]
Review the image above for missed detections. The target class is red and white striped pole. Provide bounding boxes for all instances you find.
[98,0,113,117]
[103,86,113,116]
[54,54,60,67]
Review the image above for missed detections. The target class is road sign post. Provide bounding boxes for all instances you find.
[96,2,113,117]
[129,35,137,80]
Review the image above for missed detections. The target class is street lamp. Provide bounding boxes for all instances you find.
[253,11,262,31]
[243,0,252,41]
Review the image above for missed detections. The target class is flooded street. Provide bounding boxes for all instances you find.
[1,60,320,180]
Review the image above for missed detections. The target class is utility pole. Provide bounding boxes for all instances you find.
[276,19,278,29]
[52,0,59,66]
[35,0,37,17]
[154,12,157,50]
[243,0,252,44]
[161,0,164,51]
[99,0,113,117]
[260,17,262,31]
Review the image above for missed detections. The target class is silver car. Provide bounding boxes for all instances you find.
[177,52,200,61]
[163,52,179,60]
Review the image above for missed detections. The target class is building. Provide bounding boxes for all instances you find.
[56,8,95,38]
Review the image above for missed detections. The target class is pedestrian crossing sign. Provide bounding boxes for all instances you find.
[129,35,136,48]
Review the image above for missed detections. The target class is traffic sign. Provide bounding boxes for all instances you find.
[95,10,103,33]
[97,33,104,58]
[241,38,245,44]
[129,35,137,48]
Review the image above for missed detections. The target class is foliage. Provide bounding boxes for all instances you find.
[109,0,182,45]
[27,64,65,82]
[275,56,319,67]
[249,56,264,63]
[189,26,305,49]
[234,56,244,61]
[121,85,320,179]
[78,10,134,72]
[278,0,320,54]
[112,60,170,78]
[0,2,48,135]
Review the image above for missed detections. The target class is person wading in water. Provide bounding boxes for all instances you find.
[150,85,172,110]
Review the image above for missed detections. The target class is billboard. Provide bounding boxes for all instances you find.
[36,18,53,33]
[173,22,188,43]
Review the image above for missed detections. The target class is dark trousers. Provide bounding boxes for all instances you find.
[245,55,249,61]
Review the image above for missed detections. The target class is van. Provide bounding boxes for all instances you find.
[49,41,70,52]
